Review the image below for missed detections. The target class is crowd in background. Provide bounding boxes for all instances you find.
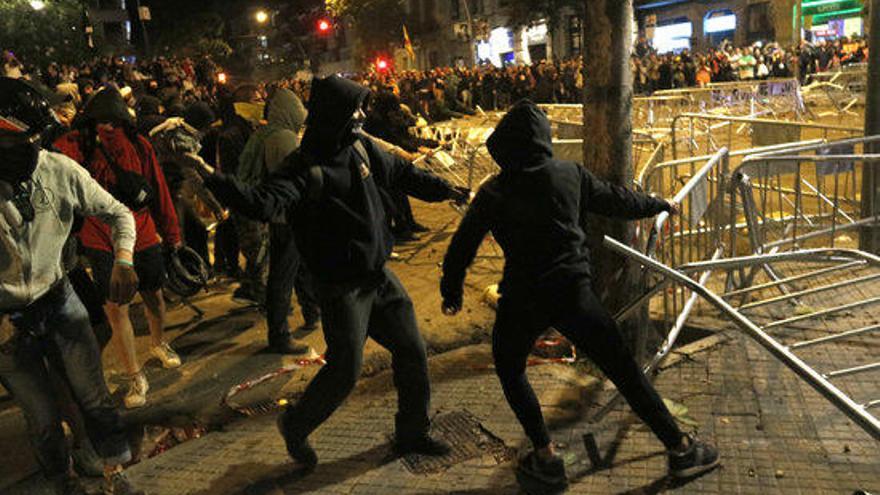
[0,32,870,409]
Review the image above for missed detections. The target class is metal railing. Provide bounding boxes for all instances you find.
[655,78,806,120]
[670,112,863,160]
[728,135,880,260]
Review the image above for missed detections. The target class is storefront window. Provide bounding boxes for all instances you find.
[704,9,736,47]
[652,18,692,53]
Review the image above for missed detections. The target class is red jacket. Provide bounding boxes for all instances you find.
[55,127,181,253]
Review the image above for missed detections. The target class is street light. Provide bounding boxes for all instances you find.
[30,0,46,10]
[254,10,269,24]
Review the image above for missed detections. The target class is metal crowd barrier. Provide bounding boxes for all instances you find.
[670,112,863,160]
[655,78,806,120]
[606,237,880,442]
[728,135,880,260]
[804,68,867,116]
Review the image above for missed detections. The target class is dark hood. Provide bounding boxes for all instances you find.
[266,88,306,133]
[486,99,553,173]
[301,75,370,157]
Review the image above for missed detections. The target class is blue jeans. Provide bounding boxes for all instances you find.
[0,279,131,478]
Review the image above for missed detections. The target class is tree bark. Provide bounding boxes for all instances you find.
[861,0,880,253]
[581,0,646,355]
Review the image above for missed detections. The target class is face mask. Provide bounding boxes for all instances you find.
[0,141,39,185]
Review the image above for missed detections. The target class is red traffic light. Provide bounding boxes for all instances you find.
[317,19,331,32]
[376,58,389,71]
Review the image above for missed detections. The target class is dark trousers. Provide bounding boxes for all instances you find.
[493,278,683,450]
[266,223,320,341]
[233,214,268,299]
[0,280,130,478]
[391,190,417,233]
[279,267,430,442]
[214,220,240,275]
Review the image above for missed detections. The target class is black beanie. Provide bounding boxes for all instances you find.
[184,101,215,131]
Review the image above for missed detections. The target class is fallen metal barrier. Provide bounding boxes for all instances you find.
[606,236,880,441]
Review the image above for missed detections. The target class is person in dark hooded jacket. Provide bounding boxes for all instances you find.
[199,75,470,470]
[237,87,319,354]
[440,100,719,490]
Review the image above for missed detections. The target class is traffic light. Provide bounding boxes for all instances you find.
[317,18,331,33]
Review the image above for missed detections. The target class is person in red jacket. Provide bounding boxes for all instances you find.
[55,87,183,409]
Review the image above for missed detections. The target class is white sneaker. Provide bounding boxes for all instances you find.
[151,342,182,369]
[123,372,149,409]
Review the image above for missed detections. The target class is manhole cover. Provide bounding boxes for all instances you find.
[400,409,515,474]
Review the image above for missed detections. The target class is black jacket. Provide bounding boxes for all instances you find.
[441,100,671,304]
[206,75,458,286]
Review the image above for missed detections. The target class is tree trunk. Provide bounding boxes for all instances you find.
[581,0,646,356]
[861,0,880,253]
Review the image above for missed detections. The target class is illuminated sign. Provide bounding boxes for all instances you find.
[704,14,736,33]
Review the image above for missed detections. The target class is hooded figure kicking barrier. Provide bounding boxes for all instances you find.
[201,75,470,471]
[441,100,719,491]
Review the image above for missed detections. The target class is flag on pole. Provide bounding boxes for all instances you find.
[403,25,415,61]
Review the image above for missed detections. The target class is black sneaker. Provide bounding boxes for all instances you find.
[276,412,318,471]
[668,434,720,479]
[51,475,87,495]
[231,287,261,306]
[267,335,310,355]
[515,451,568,493]
[393,434,452,457]
[393,230,419,244]
[409,222,430,233]
[103,471,144,495]
[297,319,320,334]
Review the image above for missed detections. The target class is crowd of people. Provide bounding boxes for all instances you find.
[3,32,863,492]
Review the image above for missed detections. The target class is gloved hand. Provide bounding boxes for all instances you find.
[450,185,471,205]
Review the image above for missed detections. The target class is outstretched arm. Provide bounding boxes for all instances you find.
[440,190,493,314]
[364,138,469,203]
[203,159,306,223]
[580,166,673,220]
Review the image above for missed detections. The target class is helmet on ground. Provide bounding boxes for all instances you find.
[164,246,210,298]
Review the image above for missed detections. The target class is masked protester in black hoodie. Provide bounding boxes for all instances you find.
[441,100,719,490]
[201,75,469,470]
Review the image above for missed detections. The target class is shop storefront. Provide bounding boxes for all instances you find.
[802,0,865,41]
[652,17,693,53]
[704,9,737,47]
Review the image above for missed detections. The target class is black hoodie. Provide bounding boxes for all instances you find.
[206,75,459,286]
[441,100,670,304]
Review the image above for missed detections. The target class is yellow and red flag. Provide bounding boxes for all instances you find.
[403,25,416,60]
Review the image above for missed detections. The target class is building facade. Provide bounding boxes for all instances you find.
[635,0,865,54]
[402,0,585,69]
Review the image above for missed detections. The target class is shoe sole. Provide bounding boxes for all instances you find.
[671,456,721,479]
